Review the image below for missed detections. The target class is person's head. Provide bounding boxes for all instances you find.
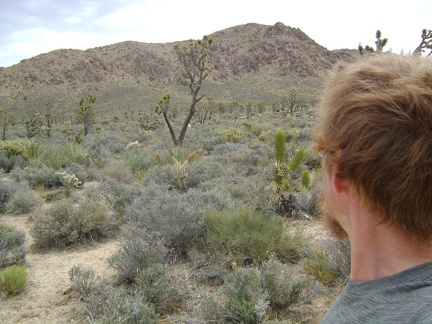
[313,53,432,243]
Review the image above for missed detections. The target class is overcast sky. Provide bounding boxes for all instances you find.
[0,0,430,67]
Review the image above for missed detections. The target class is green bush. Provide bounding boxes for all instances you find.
[0,223,26,267]
[0,265,27,295]
[205,206,304,263]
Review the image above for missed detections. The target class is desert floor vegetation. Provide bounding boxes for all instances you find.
[0,107,349,323]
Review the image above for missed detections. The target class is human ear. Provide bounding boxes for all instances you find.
[331,167,347,193]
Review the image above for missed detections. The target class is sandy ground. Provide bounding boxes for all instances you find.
[0,213,119,323]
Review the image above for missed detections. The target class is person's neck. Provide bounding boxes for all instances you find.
[347,204,432,281]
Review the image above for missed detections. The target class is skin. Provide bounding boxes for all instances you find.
[321,153,432,281]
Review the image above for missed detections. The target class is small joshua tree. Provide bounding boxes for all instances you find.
[25,109,43,139]
[76,94,96,136]
[45,102,55,137]
[267,130,306,216]
[0,109,14,141]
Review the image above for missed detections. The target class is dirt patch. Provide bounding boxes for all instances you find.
[0,214,119,323]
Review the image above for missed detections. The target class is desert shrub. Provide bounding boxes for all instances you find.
[212,142,258,165]
[6,182,43,214]
[290,117,306,128]
[31,200,80,249]
[205,206,304,263]
[218,127,247,143]
[65,162,94,182]
[22,140,44,160]
[199,183,254,209]
[12,166,63,189]
[28,143,67,169]
[69,265,97,297]
[31,198,119,249]
[250,143,274,166]
[193,133,225,152]
[96,287,157,324]
[186,159,225,188]
[223,267,268,323]
[0,265,27,295]
[290,181,322,218]
[124,149,167,176]
[76,197,119,238]
[142,163,175,187]
[0,180,16,213]
[109,229,168,283]
[0,151,24,172]
[64,142,89,166]
[89,179,142,220]
[298,128,312,141]
[200,292,226,322]
[304,236,351,286]
[125,185,207,256]
[135,263,189,315]
[260,258,310,312]
[101,159,134,182]
[0,139,28,158]
[215,174,273,209]
[0,223,26,267]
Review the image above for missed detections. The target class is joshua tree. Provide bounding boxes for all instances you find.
[0,109,14,141]
[76,94,96,136]
[281,88,304,116]
[267,130,307,216]
[45,102,55,137]
[25,109,43,138]
[156,36,213,146]
[414,29,432,56]
[358,30,388,55]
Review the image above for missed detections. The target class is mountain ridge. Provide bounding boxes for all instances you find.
[0,22,358,116]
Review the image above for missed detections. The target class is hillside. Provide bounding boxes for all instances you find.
[0,22,357,116]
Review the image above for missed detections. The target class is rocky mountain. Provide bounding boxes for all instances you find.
[0,22,357,116]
